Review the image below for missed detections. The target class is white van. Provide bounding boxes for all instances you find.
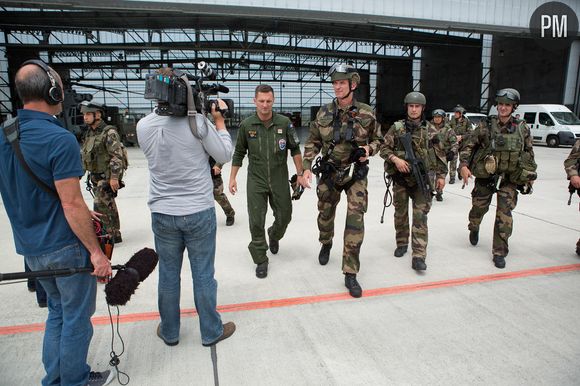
[444,112,487,129]
[489,104,580,147]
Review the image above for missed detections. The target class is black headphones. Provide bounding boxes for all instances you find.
[20,59,63,105]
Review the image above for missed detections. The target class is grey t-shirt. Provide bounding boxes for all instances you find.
[137,112,232,216]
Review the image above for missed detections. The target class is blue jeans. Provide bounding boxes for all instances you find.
[25,242,96,386]
[152,208,223,345]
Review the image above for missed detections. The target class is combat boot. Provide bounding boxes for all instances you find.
[255,261,268,278]
[493,255,506,269]
[469,230,479,246]
[344,273,362,298]
[318,242,332,265]
[394,245,408,257]
[449,177,456,184]
[226,216,235,226]
[268,227,279,254]
[412,257,427,271]
[435,192,443,201]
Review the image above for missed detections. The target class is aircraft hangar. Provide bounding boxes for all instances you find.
[0,0,578,127]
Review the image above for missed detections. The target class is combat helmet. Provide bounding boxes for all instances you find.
[79,100,105,114]
[495,88,520,107]
[432,109,445,117]
[453,105,466,114]
[328,63,360,84]
[404,91,426,105]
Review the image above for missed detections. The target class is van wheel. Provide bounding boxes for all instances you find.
[546,135,560,148]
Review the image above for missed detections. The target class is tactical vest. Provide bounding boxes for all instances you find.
[451,117,470,136]
[471,117,536,183]
[385,120,431,182]
[316,100,371,165]
[81,125,128,178]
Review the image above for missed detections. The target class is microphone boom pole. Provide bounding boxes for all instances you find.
[0,267,96,281]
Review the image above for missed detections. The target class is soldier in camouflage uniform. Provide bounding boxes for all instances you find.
[230,85,303,279]
[80,101,127,244]
[564,139,580,255]
[449,105,472,184]
[210,157,235,226]
[380,92,447,271]
[300,64,382,298]
[430,109,458,201]
[460,88,537,269]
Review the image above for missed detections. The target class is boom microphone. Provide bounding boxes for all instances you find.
[0,248,158,307]
[105,248,158,306]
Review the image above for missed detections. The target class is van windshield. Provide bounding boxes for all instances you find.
[551,112,580,125]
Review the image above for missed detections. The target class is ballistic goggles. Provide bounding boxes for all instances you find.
[495,88,520,104]
[328,63,357,77]
[432,109,445,117]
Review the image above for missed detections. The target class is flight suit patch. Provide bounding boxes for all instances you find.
[248,130,257,139]
[278,138,286,150]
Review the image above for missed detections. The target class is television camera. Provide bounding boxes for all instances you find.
[144,62,234,118]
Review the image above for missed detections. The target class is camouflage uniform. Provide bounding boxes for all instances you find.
[429,119,457,198]
[460,116,536,258]
[563,139,580,254]
[209,157,235,220]
[381,120,447,260]
[303,99,382,274]
[449,116,472,180]
[81,120,126,242]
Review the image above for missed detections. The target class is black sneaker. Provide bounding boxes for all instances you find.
[87,370,115,386]
[344,273,362,298]
[412,257,427,271]
[267,227,279,254]
[255,261,268,278]
[318,242,332,265]
[157,324,178,346]
[493,255,506,269]
[469,230,479,246]
[394,245,408,257]
[226,216,235,226]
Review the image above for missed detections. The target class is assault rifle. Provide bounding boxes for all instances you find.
[399,132,433,200]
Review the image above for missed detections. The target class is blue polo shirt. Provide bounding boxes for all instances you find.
[0,109,84,256]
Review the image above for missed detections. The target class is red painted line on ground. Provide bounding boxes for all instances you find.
[2,263,579,336]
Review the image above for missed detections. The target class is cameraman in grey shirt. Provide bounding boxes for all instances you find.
[137,74,236,347]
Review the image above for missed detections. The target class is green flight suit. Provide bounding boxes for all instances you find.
[232,113,301,264]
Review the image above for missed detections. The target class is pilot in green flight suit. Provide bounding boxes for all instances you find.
[229,84,303,279]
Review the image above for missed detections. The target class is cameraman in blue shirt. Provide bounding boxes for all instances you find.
[0,60,113,386]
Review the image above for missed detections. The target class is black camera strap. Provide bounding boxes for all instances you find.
[1,117,59,199]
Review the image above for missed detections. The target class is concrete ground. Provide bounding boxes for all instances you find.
[0,137,578,386]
